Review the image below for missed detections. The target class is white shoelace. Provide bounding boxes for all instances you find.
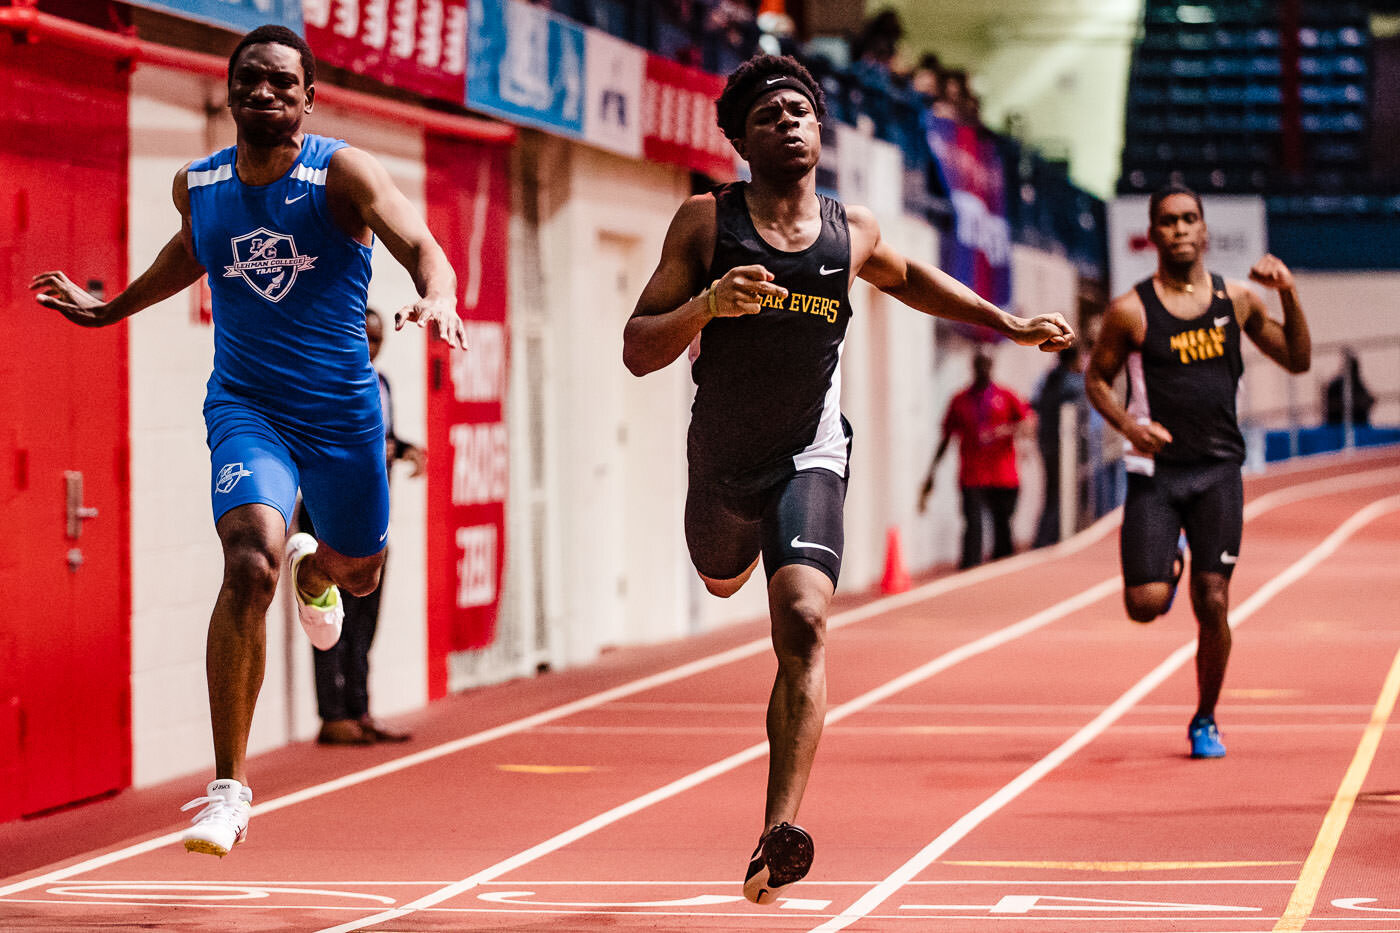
[181,793,246,826]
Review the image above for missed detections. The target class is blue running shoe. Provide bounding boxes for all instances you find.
[1189,716,1226,759]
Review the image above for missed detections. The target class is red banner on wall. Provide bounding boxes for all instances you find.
[642,54,736,181]
[424,134,510,698]
[304,0,468,103]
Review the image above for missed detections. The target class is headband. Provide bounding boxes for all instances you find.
[735,76,818,127]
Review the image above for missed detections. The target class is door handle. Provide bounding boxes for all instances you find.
[64,471,99,540]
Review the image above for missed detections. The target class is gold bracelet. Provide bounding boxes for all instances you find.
[706,280,719,317]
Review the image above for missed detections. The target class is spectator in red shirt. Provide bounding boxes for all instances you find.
[919,349,1034,568]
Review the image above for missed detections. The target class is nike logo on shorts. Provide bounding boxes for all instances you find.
[1220,551,1237,564]
[791,535,838,558]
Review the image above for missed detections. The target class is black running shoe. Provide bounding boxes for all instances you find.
[743,822,814,905]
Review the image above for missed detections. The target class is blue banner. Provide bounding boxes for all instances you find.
[122,0,302,34]
[926,115,1012,309]
[468,0,585,137]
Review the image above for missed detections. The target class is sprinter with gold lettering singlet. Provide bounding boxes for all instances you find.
[624,54,1074,905]
[31,25,466,857]
[1086,185,1310,760]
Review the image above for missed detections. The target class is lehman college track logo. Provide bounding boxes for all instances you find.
[223,228,316,302]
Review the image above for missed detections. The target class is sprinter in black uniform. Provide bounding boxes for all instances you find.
[1086,185,1310,759]
[624,54,1074,905]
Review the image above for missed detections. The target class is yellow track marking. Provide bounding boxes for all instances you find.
[496,764,600,774]
[945,860,1296,872]
[1226,688,1303,699]
[1273,644,1400,932]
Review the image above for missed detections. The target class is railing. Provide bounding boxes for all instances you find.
[1239,335,1400,463]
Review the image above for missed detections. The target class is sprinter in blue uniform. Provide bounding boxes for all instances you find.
[31,25,466,857]
[624,54,1075,905]
[1086,186,1311,760]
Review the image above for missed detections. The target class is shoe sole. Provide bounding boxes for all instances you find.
[183,834,244,857]
[743,824,814,905]
[183,825,246,857]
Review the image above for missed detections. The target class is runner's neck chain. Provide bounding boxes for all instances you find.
[1155,274,1200,295]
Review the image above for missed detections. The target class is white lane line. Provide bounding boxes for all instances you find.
[0,479,1120,898]
[0,465,1390,900]
[808,495,1400,933]
[311,578,1124,933]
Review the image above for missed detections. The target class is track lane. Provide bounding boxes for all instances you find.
[0,453,1396,932]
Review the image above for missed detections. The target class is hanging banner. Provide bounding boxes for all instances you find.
[122,0,302,32]
[582,28,644,158]
[304,0,468,102]
[467,0,585,136]
[642,54,736,180]
[425,135,510,697]
[926,115,1012,311]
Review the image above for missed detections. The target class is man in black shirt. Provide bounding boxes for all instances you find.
[1086,185,1310,759]
[624,53,1074,904]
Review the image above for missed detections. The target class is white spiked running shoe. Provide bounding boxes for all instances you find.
[181,779,252,857]
[287,532,343,650]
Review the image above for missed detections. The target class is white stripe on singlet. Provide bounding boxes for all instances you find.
[792,339,849,475]
[1124,350,1155,476]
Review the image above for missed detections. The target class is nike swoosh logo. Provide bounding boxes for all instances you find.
[791,535,839,557]
[1214,316,1230,328]
[379,530,389,542]
[285,192,308,205]
[766,76,784,84]
[1220,551,1237,564]
[819,265,843,275]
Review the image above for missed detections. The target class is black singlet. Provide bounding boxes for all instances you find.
[1129,274,1246,465]
[688,182,853,491]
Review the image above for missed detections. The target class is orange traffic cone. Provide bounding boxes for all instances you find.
[881,525,910,594]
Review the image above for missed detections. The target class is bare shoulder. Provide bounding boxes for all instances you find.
[843,203,880,267]
[673,191,717,230]
[327,145,382,183]
[664,192,718,254]
[1102,287,1147,344]
[173,162,194,213]
[845,202,879,240]
[1222,276,1263,321]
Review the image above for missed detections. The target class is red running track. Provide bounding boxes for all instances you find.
[2,449,1398,932]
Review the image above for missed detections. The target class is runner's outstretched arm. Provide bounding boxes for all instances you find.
[850,206,1073,351]
[330,147,465,350]
[31,167,205,326]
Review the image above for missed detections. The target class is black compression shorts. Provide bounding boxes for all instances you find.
[1121,459,1243,587]
[685,468,848,587]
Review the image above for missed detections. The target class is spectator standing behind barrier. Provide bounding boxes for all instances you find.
[1324,349,1374,427]
[298,309,424,746]
[920,349,1035,567]
[1032,344,1085,548]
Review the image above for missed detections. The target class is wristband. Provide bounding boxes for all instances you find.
[707,280,719,318]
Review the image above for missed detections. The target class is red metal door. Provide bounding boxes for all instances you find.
[0,41,131,821]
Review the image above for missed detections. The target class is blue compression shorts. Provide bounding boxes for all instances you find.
[207,398,389,558]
